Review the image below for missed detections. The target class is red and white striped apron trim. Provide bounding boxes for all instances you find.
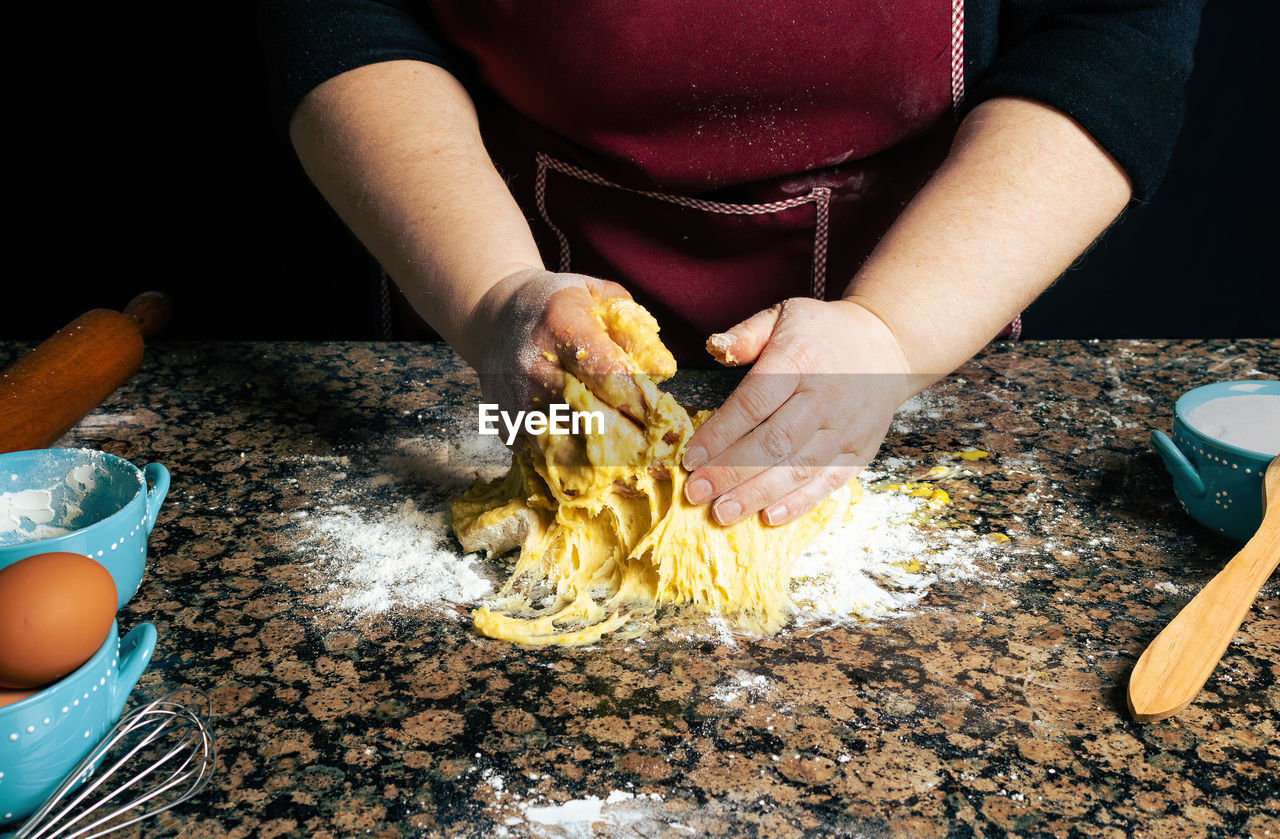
[534,152,832,300]
[950,0,965,113]
[377,269,394,339]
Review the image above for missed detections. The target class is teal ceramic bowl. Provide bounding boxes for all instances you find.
[0,449,169,609]
[1152,380,1280,543]
[0,621,156,825]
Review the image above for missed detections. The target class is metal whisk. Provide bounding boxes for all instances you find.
[14,691,216,839]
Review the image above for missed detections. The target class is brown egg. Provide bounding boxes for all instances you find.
[0,688,37,708]
[0,552,117,690]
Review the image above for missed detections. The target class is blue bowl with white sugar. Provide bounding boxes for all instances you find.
[1151,380,1280,542]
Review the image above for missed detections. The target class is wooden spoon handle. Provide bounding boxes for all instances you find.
[1128,499,1280,722]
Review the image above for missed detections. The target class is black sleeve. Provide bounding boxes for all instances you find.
[964,0,1206,201]
[257,0,459,136]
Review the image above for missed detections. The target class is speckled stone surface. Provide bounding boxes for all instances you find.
[1,338,1277,838]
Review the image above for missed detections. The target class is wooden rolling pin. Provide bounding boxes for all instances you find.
[0,292,171,454]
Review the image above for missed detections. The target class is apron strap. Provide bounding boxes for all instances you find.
[535,153,831,300]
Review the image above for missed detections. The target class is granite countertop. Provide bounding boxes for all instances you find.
[2,338,1277,838]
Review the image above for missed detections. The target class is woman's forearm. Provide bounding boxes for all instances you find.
[288,60,544,366]
[845,96,1133,381]
[290,73,1129,383]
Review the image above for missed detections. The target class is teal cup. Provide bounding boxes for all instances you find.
[0,620,156,825]
[1151,380,1280,543]
[0,449,169,609]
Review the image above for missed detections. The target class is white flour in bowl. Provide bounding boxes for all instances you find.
[1,456,110,544]
[1184,393,1280,455]
[0,489,58,537]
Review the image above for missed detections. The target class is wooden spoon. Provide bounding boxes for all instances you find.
[1128,454,1280,721]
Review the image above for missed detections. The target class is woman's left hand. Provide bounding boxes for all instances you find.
[681,298,918,526]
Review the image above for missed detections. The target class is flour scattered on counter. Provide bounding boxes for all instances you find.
[73,412,138,430]
[484,785,671,839]
[790,477,999,626]
[291,428,1004,631]
[305,499,493,615]
[891,389,950,434]
[291,435,510,617]
[482,780,851,838]
[524,796,605,825]
[370,434,511,491]
[711,670,772,703]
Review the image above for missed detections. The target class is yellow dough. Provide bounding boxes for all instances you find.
[453,300,860,646]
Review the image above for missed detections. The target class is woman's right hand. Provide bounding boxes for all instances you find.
[467,269,672,430]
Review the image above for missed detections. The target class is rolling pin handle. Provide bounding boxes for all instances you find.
[122,292,173,338]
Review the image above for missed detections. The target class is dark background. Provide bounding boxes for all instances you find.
[5,2,1277,343]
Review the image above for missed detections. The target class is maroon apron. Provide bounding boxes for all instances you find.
[417,1,1003,359]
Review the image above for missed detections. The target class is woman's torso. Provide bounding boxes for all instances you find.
[426,1,962,358]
